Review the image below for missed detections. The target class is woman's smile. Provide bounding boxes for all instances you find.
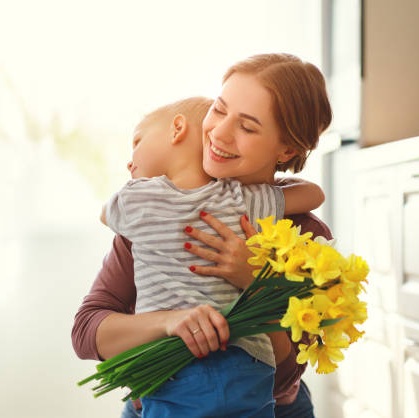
[209,142,239,160]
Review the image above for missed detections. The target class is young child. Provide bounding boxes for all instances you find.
[101,95,325,417]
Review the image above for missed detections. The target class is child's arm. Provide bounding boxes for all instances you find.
[279,177,325,215]
[100,204,108,226]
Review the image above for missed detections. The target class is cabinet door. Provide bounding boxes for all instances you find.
[400,162,419,320]
[355,167,398,313]
[403,355,419,418]
[403,320,419,418]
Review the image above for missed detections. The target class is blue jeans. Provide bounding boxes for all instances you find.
[274,380,314,418]
[142,347,274,417]
[123,346,274,417]
[122,379,314,418]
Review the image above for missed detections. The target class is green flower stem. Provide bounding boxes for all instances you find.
[78,268,319,399]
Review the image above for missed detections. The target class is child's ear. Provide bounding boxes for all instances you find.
[171,114,188,144]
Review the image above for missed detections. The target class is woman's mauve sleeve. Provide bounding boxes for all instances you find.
[71,235,135,360]
[273,212,333,404]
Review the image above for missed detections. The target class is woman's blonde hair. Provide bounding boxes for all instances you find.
[223,53,332,173]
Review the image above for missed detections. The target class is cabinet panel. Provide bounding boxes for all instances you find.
[364,195,393,274]
[355,167,398,313]
[403,357,419,418]
[356,340,394,418]
[333,339,396,418]
[400,162,419,320]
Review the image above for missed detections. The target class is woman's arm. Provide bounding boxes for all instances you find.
[71,235,136,360]
[96,303,229,360]
[71,235,229,360]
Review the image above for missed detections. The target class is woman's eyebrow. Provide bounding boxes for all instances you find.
[239,112,262,126]
[218,96,262,126]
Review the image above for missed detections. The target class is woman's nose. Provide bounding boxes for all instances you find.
[211,117,234,143]
[127,161,133,172]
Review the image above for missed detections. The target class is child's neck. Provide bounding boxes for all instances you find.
[169,171,212,190]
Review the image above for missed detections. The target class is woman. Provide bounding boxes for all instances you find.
[72,52,333,417]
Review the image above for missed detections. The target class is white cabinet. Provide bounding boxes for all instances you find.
[324,137,419,418]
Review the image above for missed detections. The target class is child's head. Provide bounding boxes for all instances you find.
[128,96,213,180]
[202,53,332,185]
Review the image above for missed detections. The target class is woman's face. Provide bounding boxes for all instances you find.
[202,72,291,185]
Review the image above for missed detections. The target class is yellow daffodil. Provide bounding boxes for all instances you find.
[297,340,338,373]
[341,254,370,290]
[247,217,312,257]
[297,332,348,373]
[342,323,365,343]
[326,283,345,303]
[247,246,270,265]
[322,291,367,341]
[282,246,309,282]
[280,296,322,341]
[303,241,344,286]
[311,293,334,318]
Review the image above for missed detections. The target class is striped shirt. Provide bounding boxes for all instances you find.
[105,175,285,367]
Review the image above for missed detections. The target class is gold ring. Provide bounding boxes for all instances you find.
[191,328,201,335]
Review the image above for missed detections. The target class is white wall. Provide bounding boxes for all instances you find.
[0,1,326,417]
[0,141,126,417]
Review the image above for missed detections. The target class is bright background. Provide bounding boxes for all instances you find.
[0,1,333,417]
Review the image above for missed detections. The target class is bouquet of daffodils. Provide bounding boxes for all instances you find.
[79,217,369,401]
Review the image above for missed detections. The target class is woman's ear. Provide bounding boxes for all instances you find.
[277,146,297,163]
[171,114,188,144]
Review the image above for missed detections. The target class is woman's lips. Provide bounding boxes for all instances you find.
[209,142,239,159]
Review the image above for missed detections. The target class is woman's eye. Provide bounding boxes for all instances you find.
[241,124,256,133]
[213,106,225,115]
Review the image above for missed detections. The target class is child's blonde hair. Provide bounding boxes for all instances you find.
[223,53,332,173]
[142,96,213,129]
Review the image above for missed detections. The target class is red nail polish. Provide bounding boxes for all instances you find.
[244,214,249,222]
[184,242,192,250]
[189,265,196,272]
[200,211,208,217]
[184,226,193,233]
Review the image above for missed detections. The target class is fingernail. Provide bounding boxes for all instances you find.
[189,265,196,272]
[184,242,192,250]
[221,343,227,351]
[184,226,193,233]
[200,211,207,218]
[244,214,249,222]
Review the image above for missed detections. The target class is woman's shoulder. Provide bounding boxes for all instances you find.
[286,212,333,239]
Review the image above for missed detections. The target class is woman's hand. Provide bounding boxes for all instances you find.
[165,304,229,358]
[184,211,257,290]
